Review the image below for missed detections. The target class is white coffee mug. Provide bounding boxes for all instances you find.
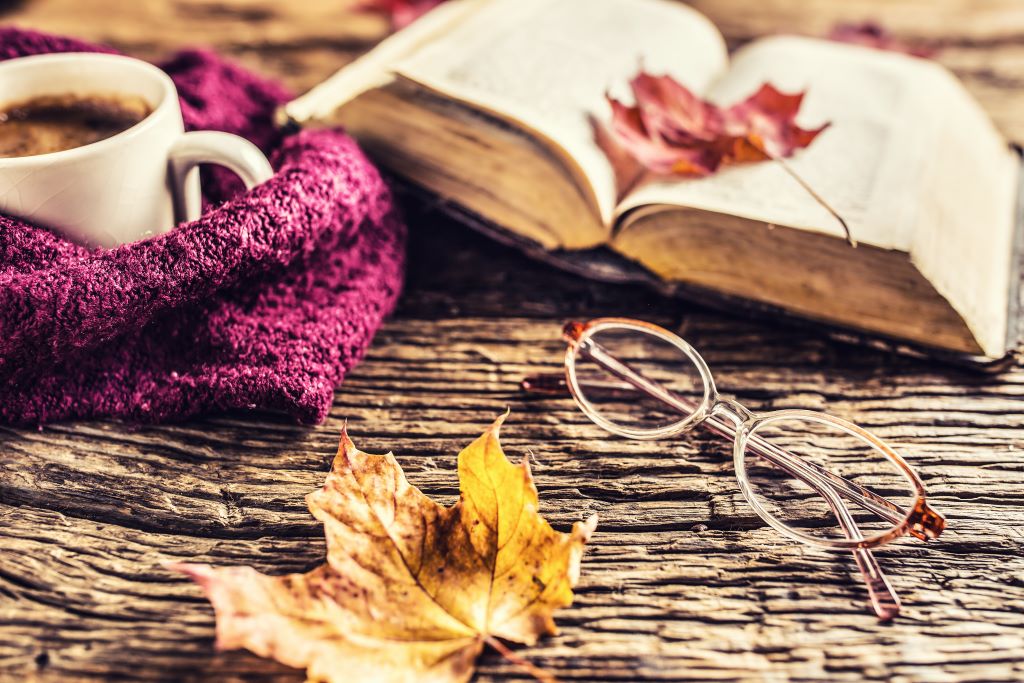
[0,52,274,247]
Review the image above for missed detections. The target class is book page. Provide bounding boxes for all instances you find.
[618,36,941,250]
[393,0,728,228]
[618,36,1018,357]
[904,69,1019,358]
[283,0,492,124]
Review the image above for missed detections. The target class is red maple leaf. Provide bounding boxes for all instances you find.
[357,0,447,30]
[606,71,829,176]
[606,71,853,244]
[828,22,937,58]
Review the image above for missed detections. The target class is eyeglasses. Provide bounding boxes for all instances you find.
[521,317,945,620]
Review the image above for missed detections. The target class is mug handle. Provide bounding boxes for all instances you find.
[168,131,274,223]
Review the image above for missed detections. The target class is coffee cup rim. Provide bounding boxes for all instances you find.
[0,52,179,165]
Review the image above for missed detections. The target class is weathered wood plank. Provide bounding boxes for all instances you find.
[2,1,1024,681]
[2,221,1024,682]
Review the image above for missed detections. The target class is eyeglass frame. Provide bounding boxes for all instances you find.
[524,317,946,620]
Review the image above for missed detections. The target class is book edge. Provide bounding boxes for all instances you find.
[390,148,1024,370]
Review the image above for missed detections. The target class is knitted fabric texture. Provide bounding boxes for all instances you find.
[0,29,406,425]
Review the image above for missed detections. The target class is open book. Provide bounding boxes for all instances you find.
[284,0,1022,361]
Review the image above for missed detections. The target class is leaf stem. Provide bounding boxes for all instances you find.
[484,635,559,683]
[772,154,857,247]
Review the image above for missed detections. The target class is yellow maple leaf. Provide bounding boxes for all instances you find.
[172,413,597,683]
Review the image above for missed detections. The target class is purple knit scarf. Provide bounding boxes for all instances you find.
[0,29,406,425]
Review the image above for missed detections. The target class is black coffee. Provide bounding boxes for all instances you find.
[0,93,151,158]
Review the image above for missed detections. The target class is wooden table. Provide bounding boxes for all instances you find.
[2,2,1024,681]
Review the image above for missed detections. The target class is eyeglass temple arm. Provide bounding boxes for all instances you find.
[522,373,905,526]
[524,362,902,620]
[818,479,902,620]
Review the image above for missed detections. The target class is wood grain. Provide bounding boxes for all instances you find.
[2,1,1024,682]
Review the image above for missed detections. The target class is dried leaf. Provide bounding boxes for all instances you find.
[171,414,597,683]
[828,21,937,58]
[605,71,853,243]
[723,84,829,158]
[607,71,829,176]
[607,74,730,176]
[358,0,447,29]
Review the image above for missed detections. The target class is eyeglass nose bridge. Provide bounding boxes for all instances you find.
[709,396,754,427]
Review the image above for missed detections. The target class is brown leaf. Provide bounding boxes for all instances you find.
[171,414,597,683]
[606,72,828,176]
